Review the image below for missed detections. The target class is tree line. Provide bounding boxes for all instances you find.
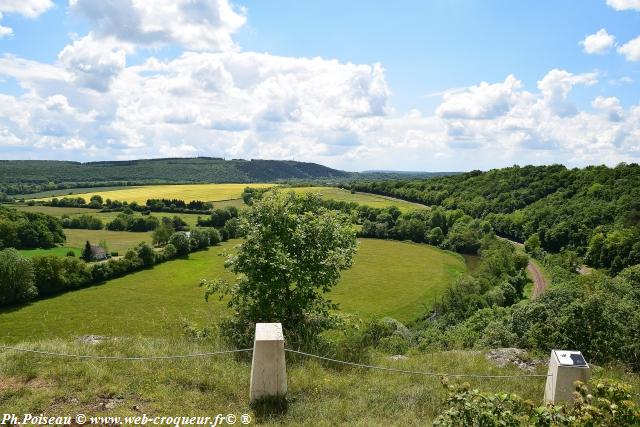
[348,163,640,273]
[0,205,65,250]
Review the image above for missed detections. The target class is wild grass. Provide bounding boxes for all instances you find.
[1,337,637,425]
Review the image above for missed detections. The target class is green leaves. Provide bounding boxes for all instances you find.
[204,190,358,346]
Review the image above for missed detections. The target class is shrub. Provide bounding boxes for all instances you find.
[136,242,155,267]
[168,232,190,256]
[189,228,210,250]
[0,248,37,305]
[433,379,640,426]
[66,250,76,257]
[163,243,177,259]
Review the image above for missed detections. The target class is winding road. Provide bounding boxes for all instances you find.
[499,237,548,298]
[527,260,547,298]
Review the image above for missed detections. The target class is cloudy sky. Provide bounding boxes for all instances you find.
[0,0,639,171]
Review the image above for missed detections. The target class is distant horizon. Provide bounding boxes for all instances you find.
[2,155,636,175]
[0,0,639,171]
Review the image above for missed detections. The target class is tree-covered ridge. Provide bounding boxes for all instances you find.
[0,158,351,195]
[351,164,640,272]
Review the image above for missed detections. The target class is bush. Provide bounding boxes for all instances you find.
[163,243,177,259]
[433,379,640,426]
[61,214,103,230]
[66,250,76,257]
[0,248,37,305]
[168,232,190,256]
[136,242,155,267]
[189,228,210,251]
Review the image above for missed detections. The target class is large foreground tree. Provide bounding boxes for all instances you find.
[202,190,358,345]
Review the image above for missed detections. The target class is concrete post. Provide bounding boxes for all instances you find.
[544,350,590,404]
[250,323,287,403]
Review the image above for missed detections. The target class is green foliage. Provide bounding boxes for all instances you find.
[0,248,37,305]
[352,164,640,272]
[0,205,65,250]
[106,212,159,232]
[136,242,155,267]
[189,228,210,250]
[81,240,92,262]
[60,214,103,230]
[168,232,190,256]
[202,190,358,346]
[434,379,640,426]
[152,219,175,246]
[163,243,177,259]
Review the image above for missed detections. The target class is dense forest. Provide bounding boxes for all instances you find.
[350,164,640,272]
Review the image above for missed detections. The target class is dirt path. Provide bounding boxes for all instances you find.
[498,236,548,298]
[527,260,547,298]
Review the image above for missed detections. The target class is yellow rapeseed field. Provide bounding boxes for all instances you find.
[37,183,275,204]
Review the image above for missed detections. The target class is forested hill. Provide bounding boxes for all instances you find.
[0,158,351,191]
[351,163,640,272]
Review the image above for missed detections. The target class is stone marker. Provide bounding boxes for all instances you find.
[250,323,287,403]
[544,349,590,404]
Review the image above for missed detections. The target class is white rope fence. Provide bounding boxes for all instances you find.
[285,349,551,378]
[0,344,548,379]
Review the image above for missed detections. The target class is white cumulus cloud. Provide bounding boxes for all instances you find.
[58,34,128,92]
[436,75,524,120]
[606,0,640,11]
[0,0,53,37]
[580,29,616,54]
[69,0,246,52]
[536,69,598,117]
[618,36,640,61]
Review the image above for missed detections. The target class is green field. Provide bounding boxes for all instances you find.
[10,204,207,228]
[334,239,465,321]
[63,229,153,254]
[35,183,274,204]
[291,187,428,211]
[0,239,464,342]
[15,186,141,199]
[18,247,81,258]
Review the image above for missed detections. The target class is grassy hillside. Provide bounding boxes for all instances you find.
[0,239,464,342]
[292,187,428,212]
[0,338,574,425]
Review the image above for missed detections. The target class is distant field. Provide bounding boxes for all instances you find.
[291,187,428,211]
[16,186,140,199]
[0,239,464,341]
[64,229,152,253]
[34,183,274,204]
[8,204,211,228]
[5,204,93,216]
[18,247,81,258]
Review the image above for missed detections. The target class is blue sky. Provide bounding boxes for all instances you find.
[0,0,639,171]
